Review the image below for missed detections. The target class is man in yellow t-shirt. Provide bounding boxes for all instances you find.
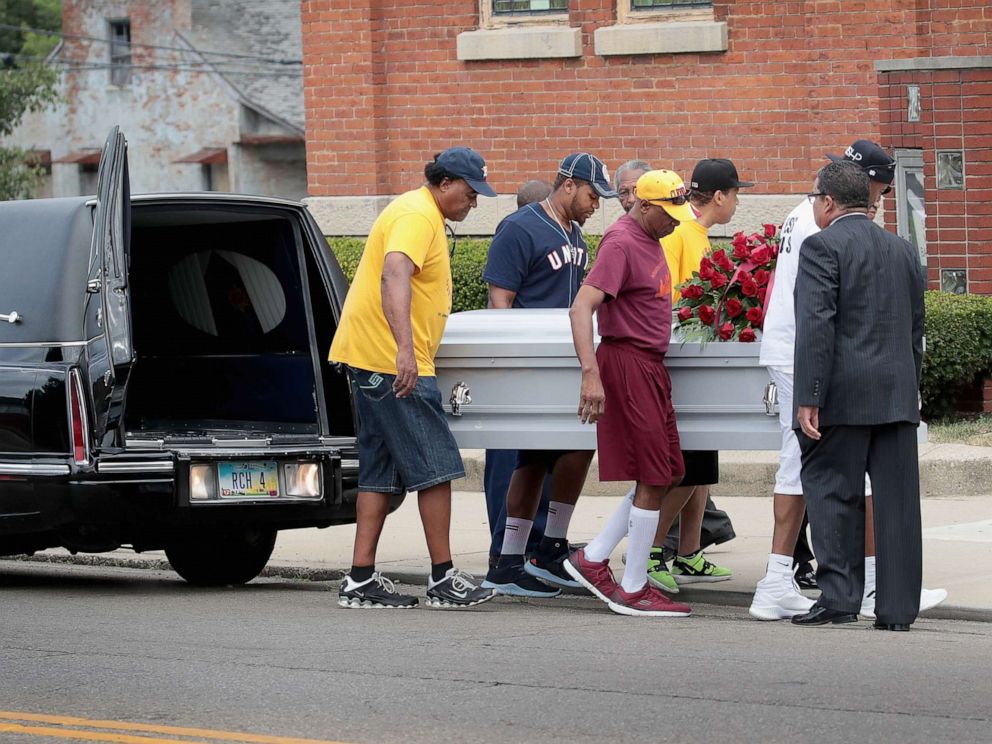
[330,147,497,610]
[647,158,754,594]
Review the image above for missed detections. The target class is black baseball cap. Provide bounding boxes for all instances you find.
[826,140,896,185]
[690,158,755,192]
[436,147,497,197]
[558,153,619,198]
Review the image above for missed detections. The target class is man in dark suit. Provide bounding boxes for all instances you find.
[790,161,926,631]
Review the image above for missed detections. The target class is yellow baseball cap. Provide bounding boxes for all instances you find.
[635,170,695,223]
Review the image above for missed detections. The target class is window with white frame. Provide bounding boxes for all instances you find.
[620,0,713,23]
[108,19,131,86]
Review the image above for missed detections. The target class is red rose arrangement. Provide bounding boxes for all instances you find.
[674,224,780,343]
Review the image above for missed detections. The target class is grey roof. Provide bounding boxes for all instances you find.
[182,0,305,134]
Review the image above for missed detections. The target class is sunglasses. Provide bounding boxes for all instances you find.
[649,192,692,207]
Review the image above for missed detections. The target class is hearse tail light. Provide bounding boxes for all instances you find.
[68,369,89,465]
[189,464,215,501]
[284,462,321,498]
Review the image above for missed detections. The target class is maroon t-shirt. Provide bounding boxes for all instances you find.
[583,213,673,355]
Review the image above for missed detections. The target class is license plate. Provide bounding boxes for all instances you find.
[218,461,279,498]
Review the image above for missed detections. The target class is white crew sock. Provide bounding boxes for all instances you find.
[865,555,877,592]
[766,553,794,578]
[499,517,533,558]
[621,506,660,593]
[583,489,634,563]
[544,501,575,540]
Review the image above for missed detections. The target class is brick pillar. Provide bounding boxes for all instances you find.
[302,0,386,197]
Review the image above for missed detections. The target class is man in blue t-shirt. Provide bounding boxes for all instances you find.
[481,153,617,598]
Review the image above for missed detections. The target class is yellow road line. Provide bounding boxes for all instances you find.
[0,712,350,744]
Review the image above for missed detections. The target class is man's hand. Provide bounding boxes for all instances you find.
[578,369,606,424]
[798,405,820,440]
[393,348,418,398]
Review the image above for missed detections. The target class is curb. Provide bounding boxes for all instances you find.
[7,553,990,624]
[455,446,992,498]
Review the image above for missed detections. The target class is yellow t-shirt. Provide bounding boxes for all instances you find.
[661,219,711,302]
[329,186,452,376]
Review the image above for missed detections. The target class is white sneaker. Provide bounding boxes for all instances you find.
[860,586,948,619]
[749,574,816,620]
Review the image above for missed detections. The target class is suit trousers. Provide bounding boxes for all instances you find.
[799,422,922,624]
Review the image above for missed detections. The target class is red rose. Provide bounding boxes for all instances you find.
[697,305,716,325]
[731,233,748,250]
[739,326,757,343]
[725,298,743,318]
[711,249,734,272]
[746,306,763,324]
[750,246,772,265]
[763,224,777,239]
[710,271,728,289]
[758,286,768,303]
[732,242,752,260]
[718,321,735,341]
[698,257,715,281]
[754,269,770,286]
[677,306,693,322]
[741,279,758,298]
[681,283,704,300]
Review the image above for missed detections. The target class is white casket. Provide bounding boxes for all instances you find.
[435,309,781,451]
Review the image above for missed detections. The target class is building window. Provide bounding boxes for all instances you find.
[616,0,713,25]
[79,162,99,196]
[895,149,926,265]
[630,0,711,9]
[481,0,568,27]
[492,0,568,15]
[109,19,131,86]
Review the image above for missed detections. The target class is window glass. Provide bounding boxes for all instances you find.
[630,0,711,9]
[109,19,131,86]
[493,0,567,15]
[895,149,927,265]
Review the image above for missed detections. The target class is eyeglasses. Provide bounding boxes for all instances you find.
[806,191,827,204]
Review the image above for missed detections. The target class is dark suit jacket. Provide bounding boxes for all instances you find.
[793,213,925,428]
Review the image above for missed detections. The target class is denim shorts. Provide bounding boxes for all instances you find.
[348,366,465,495]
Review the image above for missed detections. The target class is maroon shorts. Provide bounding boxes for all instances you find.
[595,340,684,486]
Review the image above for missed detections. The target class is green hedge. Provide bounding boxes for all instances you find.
[327,240,992,420]
[327,235,601,314]
[921,291,992,419]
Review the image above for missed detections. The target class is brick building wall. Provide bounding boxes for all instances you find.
[878,58,992,295]
[302,1,989,236]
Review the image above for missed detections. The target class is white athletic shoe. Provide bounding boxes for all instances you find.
[749,574,816,620]
[860,586,948,619]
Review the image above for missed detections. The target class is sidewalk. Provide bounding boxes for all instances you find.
[21,488,992,621]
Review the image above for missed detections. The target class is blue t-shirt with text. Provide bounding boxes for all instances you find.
[482,203,588,308]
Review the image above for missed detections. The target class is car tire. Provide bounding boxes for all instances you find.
[165,527,277,586]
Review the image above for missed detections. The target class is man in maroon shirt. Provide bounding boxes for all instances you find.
[565,169,695,617]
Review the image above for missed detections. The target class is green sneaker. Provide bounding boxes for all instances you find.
[646,550,679,594]
[671,551,732,585]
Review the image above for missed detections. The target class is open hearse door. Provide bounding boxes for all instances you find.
[83,125,133,450]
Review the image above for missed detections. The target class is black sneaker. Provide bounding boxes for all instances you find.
[524,551,582,589]
[794,562,818,589]
[426,568,496,608]
[338,572,418,609]
[483,562,560,598]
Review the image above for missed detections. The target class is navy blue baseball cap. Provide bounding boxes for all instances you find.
[827,140,895,185]
[558,153,619,198]
[436,147,496,197]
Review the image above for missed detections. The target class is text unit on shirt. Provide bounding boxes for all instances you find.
[546,243,587,271]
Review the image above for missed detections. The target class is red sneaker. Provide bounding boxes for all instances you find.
[564,548,619,604]
[608,583,692,617]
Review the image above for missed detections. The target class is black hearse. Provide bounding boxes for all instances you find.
[0,127,383,585]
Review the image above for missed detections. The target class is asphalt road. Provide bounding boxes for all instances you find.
[1,561,990,744]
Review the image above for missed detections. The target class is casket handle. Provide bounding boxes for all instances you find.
[450,381,472,417]
[762,381,779,417]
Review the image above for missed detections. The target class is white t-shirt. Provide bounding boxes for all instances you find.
[758,198,820,370]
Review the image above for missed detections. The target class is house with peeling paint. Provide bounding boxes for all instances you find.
[8,0,307,200]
